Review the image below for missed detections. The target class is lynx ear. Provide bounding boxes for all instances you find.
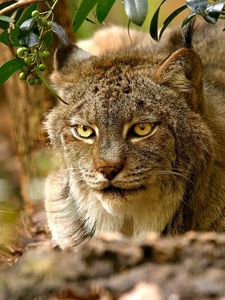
[156,48,204,112]
[50,45,92,102]
[53,44,92,71]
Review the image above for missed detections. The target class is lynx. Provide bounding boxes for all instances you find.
[45,22,225,248]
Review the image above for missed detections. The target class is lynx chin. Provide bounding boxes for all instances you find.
[45,22,225,248]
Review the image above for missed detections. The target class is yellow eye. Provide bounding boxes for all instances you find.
[75,125,94,138]
[133,123,153,137]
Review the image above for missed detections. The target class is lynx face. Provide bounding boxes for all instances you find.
[46,46,213,238]
[52,81,179,212]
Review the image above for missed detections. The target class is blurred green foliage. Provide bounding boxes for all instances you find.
[73,0,187,40]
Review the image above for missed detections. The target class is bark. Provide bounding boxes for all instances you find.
[0,232,225,300]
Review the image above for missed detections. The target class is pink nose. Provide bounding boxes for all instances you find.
[95,161,124,180]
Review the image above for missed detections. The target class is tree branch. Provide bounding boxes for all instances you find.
[0,0,45,15]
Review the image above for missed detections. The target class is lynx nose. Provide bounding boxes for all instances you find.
[95,161,124,181]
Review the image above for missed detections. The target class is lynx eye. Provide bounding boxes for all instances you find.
[133,122,153,137]
[74,125,95,138]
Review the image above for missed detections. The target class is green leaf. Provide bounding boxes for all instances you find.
[181,13,196,27]
[10,27,21,47]
[159,5,187,40]
[203,13,220,24]
[10,3,37,47]
[124,0,148,26]
[16,3,37,26]
[0,58,25,85]
[206,2,225,14]
[186,1,224,24]
[186,0,208,13]
[43,31,53,49]
[0,0,15,10]
[14,8,24,24]
[149,0,167,41]
[20,18,36,31]
[0,0,15,29]
[73,0,98,32]
[203,2,225,24]
[0,15,14,23]
[19,31,39,47]
[96,0,116,23]
[0,31,10,44]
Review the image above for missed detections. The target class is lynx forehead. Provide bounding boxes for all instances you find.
[45,23,225,248]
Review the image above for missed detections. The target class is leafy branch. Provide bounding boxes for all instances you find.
[0,0,225,93]
[0,0,45,16]
[0,0,60,87]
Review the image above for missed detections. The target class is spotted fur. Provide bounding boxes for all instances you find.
[45,22,225,248]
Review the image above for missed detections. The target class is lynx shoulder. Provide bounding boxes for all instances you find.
[45,22,225,248]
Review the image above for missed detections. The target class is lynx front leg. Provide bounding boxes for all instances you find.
[45,171,89,249]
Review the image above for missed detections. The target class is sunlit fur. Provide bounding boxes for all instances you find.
[45,22,225,248]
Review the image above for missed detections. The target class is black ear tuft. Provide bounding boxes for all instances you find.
[53,44,92,71]
[182,19,197,49]
[54,44,74,70]
[52,22,91,71]
[52,22,75,70]
[52,22,71,48]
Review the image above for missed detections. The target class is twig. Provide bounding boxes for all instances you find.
[0,0,45,15]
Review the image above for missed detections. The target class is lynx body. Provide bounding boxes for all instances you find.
[45,23,225,248]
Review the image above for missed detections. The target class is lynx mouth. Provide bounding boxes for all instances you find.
[101,185,146,196]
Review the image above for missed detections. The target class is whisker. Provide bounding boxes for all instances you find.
[152,170,193,185]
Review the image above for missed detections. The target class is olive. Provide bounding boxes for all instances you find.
[27,77,35,85]
[39,18,48,27]
[35,77,42,85]
[38,64,47,71]
[24,57,33,66]
[21,65,30,74]
[19,72,27,80]
[39,50,50,58]
[31,10,39,18]
[47,21,52,28]
[16,47,28,57]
